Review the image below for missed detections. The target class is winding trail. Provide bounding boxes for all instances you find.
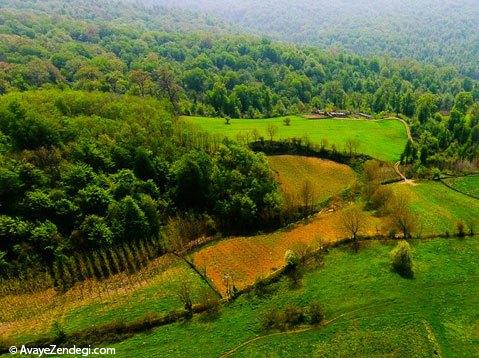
[219,299,396,358]
[393,116,413,143]
[394,161,415,185]
[391,116,415,185]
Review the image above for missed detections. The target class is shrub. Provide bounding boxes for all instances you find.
[308,301,325,325]
[390,240,414,278]
[198,289,221,321]
[456,220,465,237]
[282,305,305,327]
[260,305,306,331]
[176,280,193,316]
[387,228,398,239]
[260,308,280,331]
[284,250,300,267]
[466,219,476,236]
[292,242,311,264]
[283,117,291,126]
[51,321,67,343]
[284,250,302,287]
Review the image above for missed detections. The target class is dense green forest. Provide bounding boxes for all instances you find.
[153,0,479,79]
[0,90,280,278]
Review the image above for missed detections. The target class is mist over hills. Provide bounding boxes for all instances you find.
[148,0,479,77]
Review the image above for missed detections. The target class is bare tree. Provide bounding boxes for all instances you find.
[129,69,150,97]
[300,180,315,212]
[251,128,260,142]
[177,280,193,315]
[320,138,329,151]
[345,138,360,156]
[266,123,279,142]
[163,217,186,255]
[340,204,367,253]
[152,67,182,114]
[388,195,417,239]
[363,160,382,183]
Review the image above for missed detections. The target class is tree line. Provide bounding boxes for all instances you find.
[0,7,477,120]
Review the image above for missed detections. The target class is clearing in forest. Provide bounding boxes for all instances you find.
[186,115,408,162]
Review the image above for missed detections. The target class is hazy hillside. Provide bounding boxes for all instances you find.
[150,0,479,78]
[0,0,231,33]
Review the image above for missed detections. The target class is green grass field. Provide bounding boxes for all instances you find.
[390,181,479,235]
[443,175,479,199]
[60,256,215,335]
[185,116,407,162]
[110,238,479,357]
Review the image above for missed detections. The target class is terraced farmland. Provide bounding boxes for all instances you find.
[113,238,479,357]
[192,208,386,295]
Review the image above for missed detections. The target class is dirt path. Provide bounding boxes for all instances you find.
[393,116,413,143]
[219,299,396,357]
[394,161,416,185]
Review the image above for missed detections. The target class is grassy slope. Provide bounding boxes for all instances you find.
[443,175,479,199]
[2,255,215,343]
[267,155,356,205]
[391,181,479,235]
[186,116,408,162]
[112,238,479,357]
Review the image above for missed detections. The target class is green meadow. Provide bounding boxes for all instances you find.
[111,238,479,357]
[391,181,479,235]
[443,175,479,199]
[186,116,408,162]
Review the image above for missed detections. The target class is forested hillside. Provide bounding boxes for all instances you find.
[0,0,229,33]
[1,2,478,355]
[153,0,479,78]
[0,90,280,279]
[1,1,478,170]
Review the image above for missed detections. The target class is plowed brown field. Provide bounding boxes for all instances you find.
[193,208,386,296]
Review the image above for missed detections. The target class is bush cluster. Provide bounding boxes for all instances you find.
[260,302,324,331]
